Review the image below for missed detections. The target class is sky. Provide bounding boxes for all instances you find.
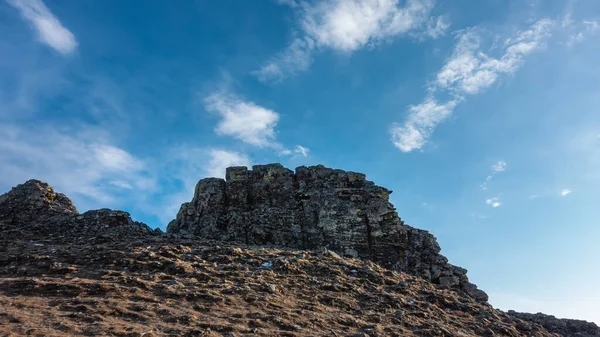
[1,0,599,323]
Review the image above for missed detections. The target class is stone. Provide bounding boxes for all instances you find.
[167,164,488,301]
[439,276,460,288]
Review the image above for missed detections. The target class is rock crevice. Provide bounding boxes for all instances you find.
[167,164,488,301]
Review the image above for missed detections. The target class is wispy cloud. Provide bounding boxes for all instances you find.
[7,0,77,55]
[391,98,457,152]
[567,20,599,46]
[255,0,439,83]
[0,124,153,205]
[421,16,450,39]
[435,20,553,96]
[561,188,572,197]
[254,38,314,83]
[204,92,280,147]
[561,13,600,47]
[294,145,310,157]
[392,19,554,152]
[481,160,507,190]
[486,197,502,208]
[93,145,144,172]
[281,144,311,157]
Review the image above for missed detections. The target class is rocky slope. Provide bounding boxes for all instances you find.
[0,174,598,336]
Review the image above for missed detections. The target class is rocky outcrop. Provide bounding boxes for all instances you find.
[168,164,488,301]
[0,180,158,242]
[2,177,599,335]
[507,311,600,337]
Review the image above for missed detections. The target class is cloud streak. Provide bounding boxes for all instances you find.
[7,0,78,55]
[481,160,507,190]
[391,98,457,152]
[392,19,554,152]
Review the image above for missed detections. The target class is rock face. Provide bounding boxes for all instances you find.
[0,180,158,242]
[168,164,488,301]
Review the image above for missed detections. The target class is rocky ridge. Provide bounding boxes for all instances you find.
[168,164,486,301]
[0,179,159,244]
[0,174,598,336]
[506,311,600,337]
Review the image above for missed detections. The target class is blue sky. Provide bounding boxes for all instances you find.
[1,0,599,323]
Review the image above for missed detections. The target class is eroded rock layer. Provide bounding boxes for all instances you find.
[168,164,488,301]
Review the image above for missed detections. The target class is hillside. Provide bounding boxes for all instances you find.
[0,166,598,337]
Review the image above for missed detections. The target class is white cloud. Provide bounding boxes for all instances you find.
[108,180,134,190]
[0,124,152,205]
[204,92,280,147]
[301,0,434,51]
[7,0,77,55]
[392,19,554,152]
[391,98,457,152]
[255,0,436,82]
[481,161,507,190]
[486,197,502,208]
[294,145,310,157]
[561,188,572,196]
[280,144,310,157]
[492,160,507,172]
[93,145,144,172]
[436,19,554,96]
